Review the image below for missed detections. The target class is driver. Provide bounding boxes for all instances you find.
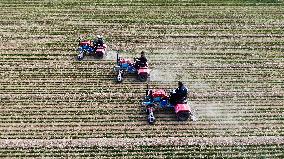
[93,35,104,49]
[175,81,188,102]
[170,81,188,105]
[134,51,148,69]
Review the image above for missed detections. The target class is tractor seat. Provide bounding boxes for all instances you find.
[140,63,148,67]
[177,97,187,104]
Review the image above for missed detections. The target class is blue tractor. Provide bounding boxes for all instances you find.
[113,53,150,82]
[77,40,107,60]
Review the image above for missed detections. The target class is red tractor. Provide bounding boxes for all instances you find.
[142,84,196,124]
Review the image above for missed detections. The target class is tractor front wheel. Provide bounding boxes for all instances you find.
[146,107,155,124]
[77,56,83,61]
[116,76,123,83]
[77,52,84,61]
[116,71,123,83]
[147,112,155,124]
[177,111,190,121]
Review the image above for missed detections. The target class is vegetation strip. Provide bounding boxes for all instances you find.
[0,136,283,148]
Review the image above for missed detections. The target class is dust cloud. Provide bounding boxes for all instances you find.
[149,69,177,82]
[105,50,118,61]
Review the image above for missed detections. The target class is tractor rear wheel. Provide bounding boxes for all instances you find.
[138,73,148,82]
[177,111,190,121]
[95,52,104,59]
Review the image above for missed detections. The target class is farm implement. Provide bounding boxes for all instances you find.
[77,40,107,60]
[142,84,196,124]
[113,53,150,82]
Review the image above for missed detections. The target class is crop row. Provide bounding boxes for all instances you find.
[0,97,282,139]
[0,136,283,158]
[0,120,282,138]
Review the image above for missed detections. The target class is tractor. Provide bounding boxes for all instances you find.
[77,40,107,60]
[113,53,150,82]
[142,84,196,124]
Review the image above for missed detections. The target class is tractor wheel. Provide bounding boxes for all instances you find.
[116,76,123,83]
[77,54,84,61]
[147,113,155,125]
[177,111,190,121]
[116,75,123,83]
[138,74,148,82]
[95,52,104,59]
[77,56,82,61]
[77,51,85,61]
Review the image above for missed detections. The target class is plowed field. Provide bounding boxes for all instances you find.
[0,0,283,158]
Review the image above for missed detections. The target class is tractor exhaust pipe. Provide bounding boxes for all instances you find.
[116,50,119,65]
[146,83,149,96]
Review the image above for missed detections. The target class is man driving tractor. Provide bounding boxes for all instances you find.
[92,35,104,50]
[134,51,148,69]
[170,81,188,105]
